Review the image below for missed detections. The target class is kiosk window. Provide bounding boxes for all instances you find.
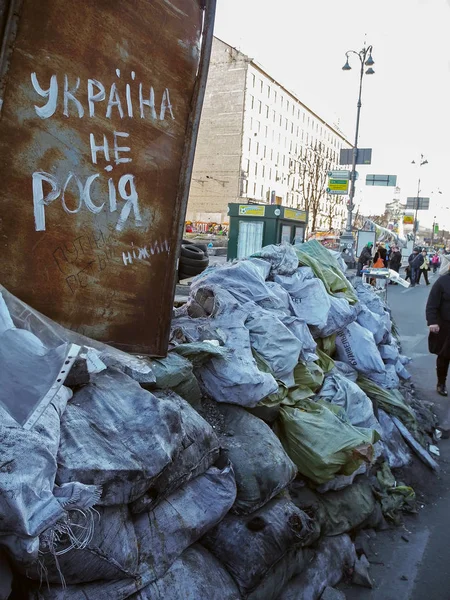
[294,226,304,245]
[237,221,264,259]
[281,225,291,244]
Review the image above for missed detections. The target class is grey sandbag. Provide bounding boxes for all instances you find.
[335,322,386,375]
[209,405,297,514]
[357,304,390,345]
[19,505,138,584]
[367,363,400,390]
[251,243,299,276]
[278,534,357,600]
[201,496,315,597]
[124,545,241,600]
[0,387,71,563]
[312,296,359,338]
[133,463,236,582]
[148,353,193,388]
[378,409,412,468]
[319,372,381,431]
[274,273,331,329]
[353,280,388,316]
[280,316,318,362]
[131,390,220,514]
[57,370,188,505]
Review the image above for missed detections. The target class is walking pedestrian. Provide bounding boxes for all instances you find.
[357,242,373,276]
[431,252,440,273]
[417,249,430,285]
[426,255,450,396]
[389,246,402,284]
[408,247,424,287]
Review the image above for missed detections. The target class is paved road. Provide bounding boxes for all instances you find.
[339,271,450,600]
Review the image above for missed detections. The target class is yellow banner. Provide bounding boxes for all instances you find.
[284,208,307,221]
[239,205,266,217]
[403,215,414,224]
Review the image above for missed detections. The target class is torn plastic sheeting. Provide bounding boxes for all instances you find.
[367,363,400,390]
[294,240,358,304]
[312,295,360,338]
[335,322,386,375]
[130,390,220,514]
[250,243,299,276]
[209,404,297,515]
[275,274,331,329]
[0,291,79,428]
[395,360,411,381]
[57,370,199,506]
[333,360,358,382]
[278,534,357,600]
[378,342,400,363]
[276,398,378,484]
[18,505,139,585]
[357,377,417,429]
[201,496,315,598]
[319,372,381,432]
[0,387,71,563]
[133,464,236,583]
[0,285,155,384]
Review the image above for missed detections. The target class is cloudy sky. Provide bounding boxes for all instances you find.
[214,0,450,228]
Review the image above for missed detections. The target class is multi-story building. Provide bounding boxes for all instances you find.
[187,37,352,232]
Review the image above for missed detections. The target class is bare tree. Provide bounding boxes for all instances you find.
[289,142,333,232]
[325,193,343,231]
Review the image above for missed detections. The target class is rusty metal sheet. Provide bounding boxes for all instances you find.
[0,0,212,355]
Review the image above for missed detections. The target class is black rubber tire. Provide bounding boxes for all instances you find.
[179,255,209,268]
[179,263,208,276]
[182,240,209,253]
[181,245,206,260]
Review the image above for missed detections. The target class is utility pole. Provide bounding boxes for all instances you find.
[411,155,428,248]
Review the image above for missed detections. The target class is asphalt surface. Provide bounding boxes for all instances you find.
[339,271,450,600]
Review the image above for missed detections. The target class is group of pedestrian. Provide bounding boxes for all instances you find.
[356,241,402,281]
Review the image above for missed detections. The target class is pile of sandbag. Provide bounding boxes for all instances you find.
[0,241,439,600]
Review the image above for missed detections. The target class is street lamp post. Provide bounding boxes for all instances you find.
[411,155,428,248]
[340,45,375,263]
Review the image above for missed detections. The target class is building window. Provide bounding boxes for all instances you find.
[267,85,270,98]
[255,120,260,133]
[259,79,263,93]
[251,73,255,87]
[265,105,269,118]
[272,110,276,122]
[286,100,290,112]
[280,96,284,108]
[265,125,268,138]
[263,145,267,158]
[241,179,248,195]
[258,100,262,114]
[248,138,252,151]
[261,185,264,197]
[255,162,258,176]
[285,118,288,131]
[256,142,260,155]
[292,104,295,116]
[279,114,282,126]
[262,165,265,178]
[270,149,273,160]
[269,167,272,179]
[250,95,254,110]
[242,158,249,174]
[291,122,294,134]
[253,182,256,196]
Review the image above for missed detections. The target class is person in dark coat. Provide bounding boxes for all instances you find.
[408,247,424,287]
[357,242,373,276]
[389,245,402,284]
[373,244,387,267]
[426,256,450,395]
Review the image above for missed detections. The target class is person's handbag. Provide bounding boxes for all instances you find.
[373,258,384,268]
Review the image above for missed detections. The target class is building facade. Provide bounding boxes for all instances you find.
[187,37,352,231]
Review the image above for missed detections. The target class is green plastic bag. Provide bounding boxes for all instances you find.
[275,398,377,484]
[295,240,358,304]
[293,361,324,392]
[316,334,336,358]
[315,348,335,374]
[253,350,289,407]
[358,377,417,430]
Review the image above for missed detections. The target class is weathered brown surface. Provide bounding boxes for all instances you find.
[0,0,204,354]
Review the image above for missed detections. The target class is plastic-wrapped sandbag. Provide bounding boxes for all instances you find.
[313,296,359,338]
[19,505,138,584]
[133,463,236,582]
[353,279,388,316]
[208,405,297,514]
[261,281,293,315]
[367,363,400,390]
[335,322,386,375]
[378,410,412,468]
[131,390,220,514]
[333,360,358,382]
[274,273,331,329]
[358,377,417,429]
[319,372,381,432]
[276,398,377,484]
[328,249,348,273]
[378,342,400,363]
[357,304,391,345]
[201,496,315,598]
[57,370,207,506]
[246,257,272,280]
[127,545,240,600]
[245,309,302,382]
[278,534,357,600]
[0,387,71,563]
[281,316,318,362]
[395,359,411,380]
[294,241,358,304]
[251,243,299,276]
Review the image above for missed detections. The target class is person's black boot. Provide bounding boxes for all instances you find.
[437,383,448,396]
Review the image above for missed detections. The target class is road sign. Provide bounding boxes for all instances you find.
[365,174,397,187]
[339,148,372,166]
[328,169,350,180]
[403,215,414,225]
[434,224,439,234]
[406,197,430,210]
[327,178,349,195]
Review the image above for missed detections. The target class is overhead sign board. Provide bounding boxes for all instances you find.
[365,175,397,187]
[239,205,266,217]
[339,148,372,166]
[283,208,307,222]
[328,170,350,180]
[406,197,430,210]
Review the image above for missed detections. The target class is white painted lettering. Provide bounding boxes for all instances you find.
[90,133,110,165]
[63,76,84,118]
[62,172,84,215]
[108,177,117,212]
[31,73,58,119]
[116,174,142,231]
[87,79,106,117]
[83,174,104,214]
[160,88,174,120]
[122,251,133,266]
[32,171,60,231]
[106,83,124,119]
[125,83,133,118]
[113,131,132,165]
[139,84,157,119]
